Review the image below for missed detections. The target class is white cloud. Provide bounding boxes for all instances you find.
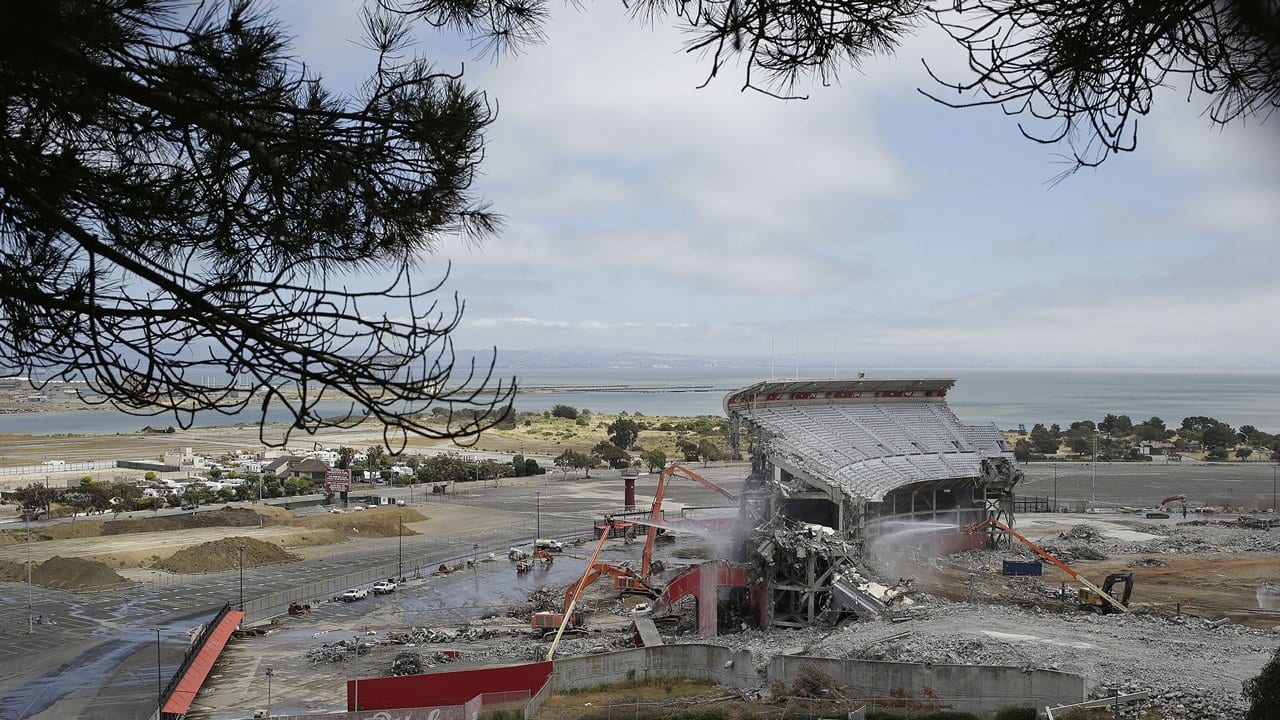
[280,4,1279,367]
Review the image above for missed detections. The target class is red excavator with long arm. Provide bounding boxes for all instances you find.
[613,463,737,594]
[530,531,655,644]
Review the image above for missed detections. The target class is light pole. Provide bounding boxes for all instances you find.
[1091,431,1098,505]
[397,515,403,580]
[472,543,478,571]
[156,628,163,716]
[353,636,360,712]
[1272,463,1277,514]
[1053,463,1058,514]
[265,667,273,717]
[25,510,33,633]
[236,544,246,612]
[535,492,541,541]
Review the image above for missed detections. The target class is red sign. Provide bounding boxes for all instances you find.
[325,468,350,493]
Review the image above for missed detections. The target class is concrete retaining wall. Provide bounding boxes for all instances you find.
[768,655,1084,713]
[551,644,760,691]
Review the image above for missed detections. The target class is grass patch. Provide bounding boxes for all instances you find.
[539,677,724,720]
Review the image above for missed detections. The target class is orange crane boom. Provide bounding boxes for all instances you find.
[969,517,1129,613]
[542,530,613,660]
[637,464,737,579]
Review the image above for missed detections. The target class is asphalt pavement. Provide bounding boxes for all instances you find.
[0,467,748,720]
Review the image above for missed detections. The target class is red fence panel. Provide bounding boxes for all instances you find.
[349,661,553,711]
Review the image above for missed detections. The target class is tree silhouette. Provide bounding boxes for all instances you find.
[391,0,1279,172]
[1,1,514,448]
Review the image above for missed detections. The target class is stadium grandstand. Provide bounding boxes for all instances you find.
[725,378,1023,552]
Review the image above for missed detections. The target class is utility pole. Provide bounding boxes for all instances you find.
[265,667,273,717]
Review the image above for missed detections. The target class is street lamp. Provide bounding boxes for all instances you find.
[236,544,246,612]
[535,492,541,541]
[265,667,273,717]
[472,543,478,571]
[397,515,403,580]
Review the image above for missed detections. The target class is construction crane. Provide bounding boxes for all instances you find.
[534,531,654,659]
[613,463,737,594]
[969,517,1132,614]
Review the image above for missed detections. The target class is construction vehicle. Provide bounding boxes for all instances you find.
[612,463,737,594]
[968,517,1132,614]
[535,538,564,552]
[1147,494,1187,519]
[1078,572,1135,612]
[531,530,646,652]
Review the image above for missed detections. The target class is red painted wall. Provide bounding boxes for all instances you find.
[348,661,553,711]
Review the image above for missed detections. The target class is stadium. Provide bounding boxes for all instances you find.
[725,377,1023,553]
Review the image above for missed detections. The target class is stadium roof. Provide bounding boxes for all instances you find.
[726,379,1012,502]
[724,378,956,415]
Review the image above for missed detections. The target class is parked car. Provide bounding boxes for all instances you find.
[372,580,397,595]
[181,501,198,511]
[340,587,368,601]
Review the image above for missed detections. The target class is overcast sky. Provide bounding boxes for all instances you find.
[281,2,1279,368]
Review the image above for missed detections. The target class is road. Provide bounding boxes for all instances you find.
[0,465,748,720]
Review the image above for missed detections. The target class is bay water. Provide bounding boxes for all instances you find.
[1,367,1278,436]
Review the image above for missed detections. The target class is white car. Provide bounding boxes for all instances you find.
[372,580,397,595]
[340,587,368,601]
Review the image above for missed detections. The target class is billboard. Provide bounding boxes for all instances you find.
[325,468,351,493]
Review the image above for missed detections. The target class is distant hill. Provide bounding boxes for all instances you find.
[458,348,767,370]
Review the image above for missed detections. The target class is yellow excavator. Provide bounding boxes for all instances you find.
[969,517,1134,614]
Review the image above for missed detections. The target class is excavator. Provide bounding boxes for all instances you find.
[611,463,737,594]
[969,517,1133,614]
[529,530,655,638]
[1146,494,1187,519]
[533,464,738,656]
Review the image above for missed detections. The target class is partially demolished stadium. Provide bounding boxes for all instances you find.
[724,378,1025,627]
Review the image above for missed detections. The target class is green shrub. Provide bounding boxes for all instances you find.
[993,708,1037,720]
[1245,646,1280,720]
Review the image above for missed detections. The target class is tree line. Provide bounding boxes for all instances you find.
[548,406,731,476]
[1012,415,1280,463]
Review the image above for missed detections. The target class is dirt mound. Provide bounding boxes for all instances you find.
[299,506,426,538]
[100,506,276,536]
[0,559,26,582]
[32,555,130,590]
[155,536,298,574]
[38,519,107,540]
